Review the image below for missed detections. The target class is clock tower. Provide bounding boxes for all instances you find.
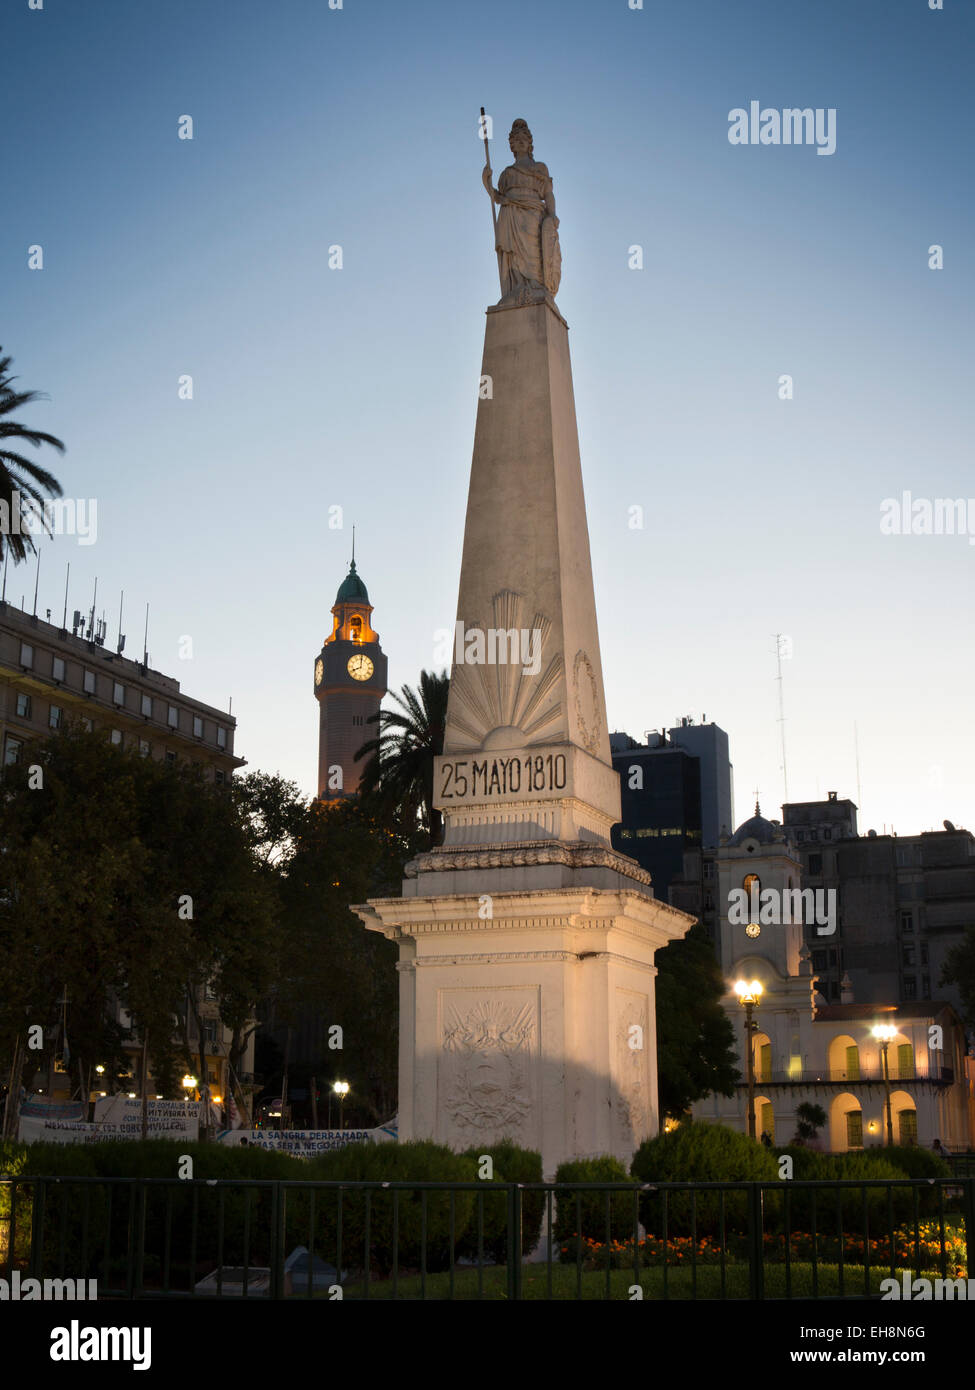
[313,557,388,799]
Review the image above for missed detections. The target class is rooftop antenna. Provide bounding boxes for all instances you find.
[351,525,355,567]
[87,577,98,640]
[1,552,7,603]
[116,588,125,655]
[62,562,70,632]
[32,548,41,618]
[773,634,789,804]
[143,602,149,667]
[854,720,862,814]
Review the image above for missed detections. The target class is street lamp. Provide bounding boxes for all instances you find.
[332,1080,350,1129]
[734,979,764,1139]
[871,1023,897,1145]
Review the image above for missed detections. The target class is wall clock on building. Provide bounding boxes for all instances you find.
[347,653,374,681]
[745,923,761,939]
[314,658,324,686]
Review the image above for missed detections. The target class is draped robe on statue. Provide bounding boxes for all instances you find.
[495,160,559,298]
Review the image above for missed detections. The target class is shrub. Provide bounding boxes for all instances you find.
[873,1145,952,1181]
[767,1149,921,1240]
[553,1156,636,1253]
[456,1140,545,1264]
[304,1140,475,1277]
[631,1123,779,1238]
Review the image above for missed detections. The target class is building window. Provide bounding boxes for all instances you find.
[167,706,178,729]
[828,979,840,999]
[900,912,913,933]
[141,693,152,717]
[896,1043,915,1078]
[845,1045,860,1080]
[796,831,805,844]
[111,729,122,746]
[113,682,125,706]
[193,715,203,738]
[52,656,65,681]
[919,942,928,965]
[808,853,822,875]
[742,873,760,896]
[897,1110,918,1146]
[16,693,31,718]
[846,1111,863,1149]
[703,861,714,879]
[824,828,832,840]
[216,727,227,750]
[921,974,930,997]
[165,750,176,765]
[902,945,915,966]
[20,643,33,668]
[704,893,714,911]
[81,717,93,733]
[895,847,910,867]
[84,669,96,694]
[139,739,151,757]
[214,769,225,786]
[812,949,827,971]
[49,705,62,729]
[3,736,23,766]
[809,830,818,841]
[902,976,917,1001]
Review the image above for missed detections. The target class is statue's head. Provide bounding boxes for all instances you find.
[508,119,533,157]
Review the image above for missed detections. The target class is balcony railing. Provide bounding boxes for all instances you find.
[743,1067,952,1086]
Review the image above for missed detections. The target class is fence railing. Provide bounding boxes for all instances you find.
[1,1174,971,1301]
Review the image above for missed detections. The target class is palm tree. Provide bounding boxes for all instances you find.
[0,349,66,566]
[355,669,449,846]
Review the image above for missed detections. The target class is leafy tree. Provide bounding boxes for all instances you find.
[271,796,404,1123]
[355,669,449,846]
[0,349,66,565]
[0,726,277,1116]
[654,922,739,1120]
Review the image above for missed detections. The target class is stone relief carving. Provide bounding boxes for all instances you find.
[440,995,536,1137]
[573,649,602,755]
[447,590,563,749]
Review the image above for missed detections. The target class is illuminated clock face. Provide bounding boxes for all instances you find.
[347,654,374,681]
[314,658,324,686]
[745,923,761,939]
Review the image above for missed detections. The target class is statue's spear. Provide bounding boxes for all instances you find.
[480,107,502,288]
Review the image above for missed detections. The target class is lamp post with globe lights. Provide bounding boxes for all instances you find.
[734,979,764,1139]
[872,1023,897,1145]
[333,1080,350,1130]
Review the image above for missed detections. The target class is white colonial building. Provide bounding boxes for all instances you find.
[692,808,975,1151]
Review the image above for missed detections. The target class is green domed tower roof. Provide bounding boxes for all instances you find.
[335,559,369,605]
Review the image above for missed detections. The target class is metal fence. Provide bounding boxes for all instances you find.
[1,1174,971,1300]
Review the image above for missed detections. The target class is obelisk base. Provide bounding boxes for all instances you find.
[355,885,693,1175]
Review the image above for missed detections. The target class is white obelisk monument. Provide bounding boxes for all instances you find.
[356,117,693,1173]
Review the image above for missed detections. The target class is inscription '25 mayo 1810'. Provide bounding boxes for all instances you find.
[439,753,567,801]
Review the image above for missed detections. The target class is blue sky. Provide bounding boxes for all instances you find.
[5,0,973,836]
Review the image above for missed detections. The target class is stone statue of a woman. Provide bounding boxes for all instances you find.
[482,118,561,304]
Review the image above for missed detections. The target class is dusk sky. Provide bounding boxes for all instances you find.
[6,0,972,838]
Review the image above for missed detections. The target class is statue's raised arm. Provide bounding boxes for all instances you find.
[481,117,561,305]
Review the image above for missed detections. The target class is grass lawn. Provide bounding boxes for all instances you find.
[331,1261,916,1301]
